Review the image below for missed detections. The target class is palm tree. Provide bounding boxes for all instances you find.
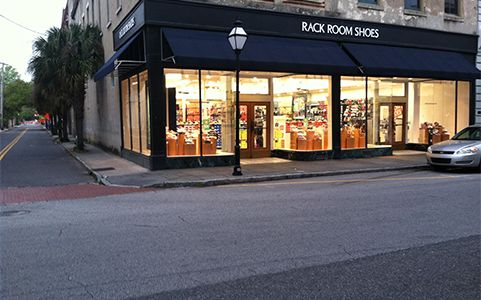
[29,27,70,141]
[60,24,103,150]
[29,24,103,149]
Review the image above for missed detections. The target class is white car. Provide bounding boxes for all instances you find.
[426,125,481,170]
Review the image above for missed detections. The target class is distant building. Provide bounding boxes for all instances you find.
[64,0,480,169]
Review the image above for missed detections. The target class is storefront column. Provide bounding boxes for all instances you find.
[145,26,166,163]
[469,79,476,125]
[331,75,341,158]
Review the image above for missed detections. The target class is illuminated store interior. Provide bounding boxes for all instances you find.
[120,68,471,159]
[340,77,469,149]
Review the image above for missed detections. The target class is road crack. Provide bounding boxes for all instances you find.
[67,273,96,299]
[342,246,353,257]
[178,216,190,224]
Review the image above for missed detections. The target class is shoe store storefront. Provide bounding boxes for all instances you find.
[94,0,479,169]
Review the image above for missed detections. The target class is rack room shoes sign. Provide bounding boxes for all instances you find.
[302,21,380,39]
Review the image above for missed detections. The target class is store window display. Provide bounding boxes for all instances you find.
[407,80,457,145]
[201,71,235,156]
[340,77,367,149]
[121,71,151,155]
[456,81,470,133]
[165,69,235,157]
[273,74,331,151]
[130,75,140,153]
[121,79,131,150]
[139,71,151,156]
[165,69,200,156]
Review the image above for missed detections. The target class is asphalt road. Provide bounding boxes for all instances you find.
[0,125,93,187]
[138,235,480,300]
[1,169,480,299]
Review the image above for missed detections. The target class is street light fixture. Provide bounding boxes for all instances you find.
[228,20,248,176]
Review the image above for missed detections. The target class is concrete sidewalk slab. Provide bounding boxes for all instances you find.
[61,142,429,188]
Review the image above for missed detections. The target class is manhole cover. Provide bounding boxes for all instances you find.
[0,210,30,217]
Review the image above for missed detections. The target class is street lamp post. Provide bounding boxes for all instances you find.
[228,20,248,176]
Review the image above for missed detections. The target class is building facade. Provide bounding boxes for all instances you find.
[476,0,481,124]
[64,0,479,169]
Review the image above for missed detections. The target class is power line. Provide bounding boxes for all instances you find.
[0,14,45,36]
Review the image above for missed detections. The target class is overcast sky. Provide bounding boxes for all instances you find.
[0,0,67,81]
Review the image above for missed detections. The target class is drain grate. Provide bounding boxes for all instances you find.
[92,167,116,171]
[0,210,30,217]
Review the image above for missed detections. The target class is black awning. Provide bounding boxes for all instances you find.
[94,32,144,82]
[343,43,480,80]
[162,28,358,74]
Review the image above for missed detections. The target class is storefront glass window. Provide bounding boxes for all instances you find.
[165,69,200,157]
[201,70,235,156]
[341,77,367,149]
[456,81,470,132]
[121,79,131,150]
[139,71,150,156]
[273,74,331,151]
[413,80,456,144]
[130,75,140,153]
[233,77,269,95]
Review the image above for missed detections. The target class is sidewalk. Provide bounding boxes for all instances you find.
[61,142,429,188]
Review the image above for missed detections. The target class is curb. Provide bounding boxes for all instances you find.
[60,142,429,189]
[143,165,429,189]
[60,143,113,186]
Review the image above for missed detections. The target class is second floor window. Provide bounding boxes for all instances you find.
[359,0,378,4]
[405,0,421,10]
[445,0,459,15]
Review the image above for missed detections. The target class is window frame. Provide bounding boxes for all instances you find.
[444,0,460,15]
[404,0,421,11]
[358,0,378,5]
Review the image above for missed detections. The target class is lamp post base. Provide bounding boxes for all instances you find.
[232,145,242,176]
[232,165,242,176]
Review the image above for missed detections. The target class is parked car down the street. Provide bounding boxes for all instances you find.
[426,125,481,170]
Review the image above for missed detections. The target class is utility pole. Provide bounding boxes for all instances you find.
[0,62,5,130]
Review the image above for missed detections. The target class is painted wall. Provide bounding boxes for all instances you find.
[186,0,477,34]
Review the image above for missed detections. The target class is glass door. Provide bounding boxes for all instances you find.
[379,104,391,145]
[378,103,406,148]
[392,103,406,149]
[239,102,271,158]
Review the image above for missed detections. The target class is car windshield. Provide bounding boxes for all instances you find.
[452,127,481,141]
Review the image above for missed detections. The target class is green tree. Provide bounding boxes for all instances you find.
[29,24,103,149]
[4,79,33,125]
[29,27,71,140]
[2,65,20,85]
[61,24,103,150]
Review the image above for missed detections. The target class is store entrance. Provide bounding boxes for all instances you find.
[379,103,406,149]
[239,102,271,158]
